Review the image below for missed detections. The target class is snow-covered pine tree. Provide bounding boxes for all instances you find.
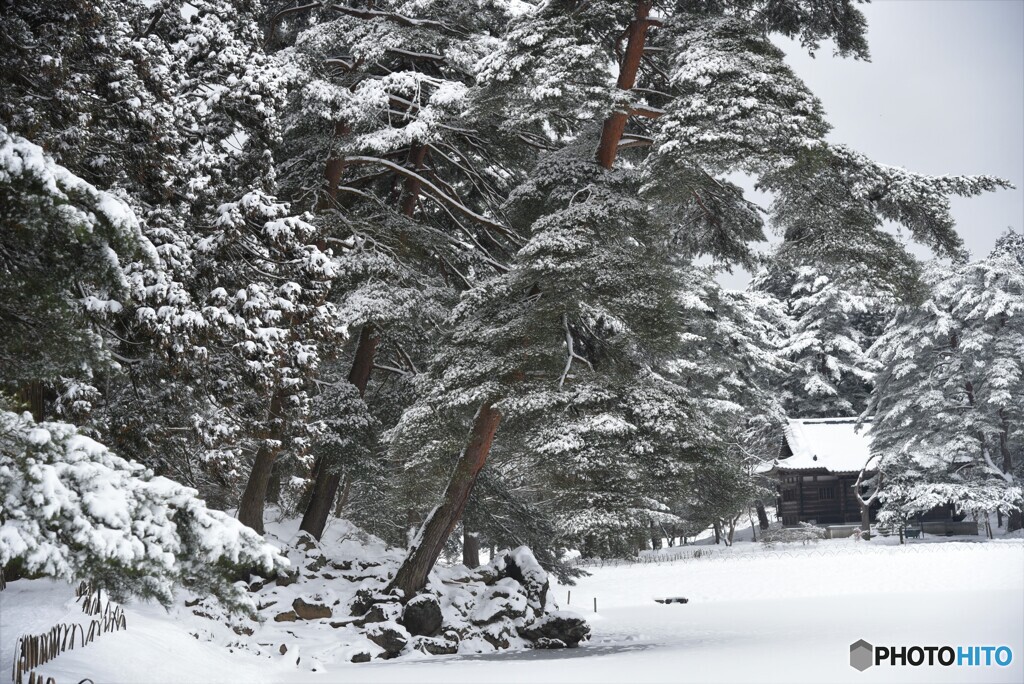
[267,0,529,539]
[669,273,791,540]
[1,1,348,532]
[0,126,156,417]
[88,1,347,533]
[866,232,1024,532]
[752,259,900,418]
[385,0,1009,597]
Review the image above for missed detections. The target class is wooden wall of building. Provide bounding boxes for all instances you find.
[775,470,869,526]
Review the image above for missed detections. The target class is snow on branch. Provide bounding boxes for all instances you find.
[0,410,287,611]
[330,5,466,36]
[345,156,510,234]
[559,313,595,388]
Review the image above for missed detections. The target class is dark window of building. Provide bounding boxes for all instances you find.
[783,488,795,502]
[819,486,835,500]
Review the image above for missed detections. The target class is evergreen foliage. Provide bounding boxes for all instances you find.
[867,232,1024,530]
[0,409,285,610]
[0,0,1015,604]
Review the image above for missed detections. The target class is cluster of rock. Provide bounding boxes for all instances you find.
[196,523,589,665]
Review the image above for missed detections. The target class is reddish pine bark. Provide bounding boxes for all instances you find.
[237,391,286,534]
[387,403,501,598]
[596,0,654,170]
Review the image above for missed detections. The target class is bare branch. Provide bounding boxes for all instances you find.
[265,2,322,48]
[346,155,509,234]
[558,313,594,388]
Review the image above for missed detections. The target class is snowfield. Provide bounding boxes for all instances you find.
[2,536,1021,684]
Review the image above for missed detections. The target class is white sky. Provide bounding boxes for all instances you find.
[718,0,1024,289]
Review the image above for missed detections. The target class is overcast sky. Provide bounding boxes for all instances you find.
[719,0,1024,289]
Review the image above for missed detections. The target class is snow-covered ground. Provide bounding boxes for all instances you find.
[2,537,1021,684]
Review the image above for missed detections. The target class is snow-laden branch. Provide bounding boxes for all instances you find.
[330,5,466,36]
[558,313,594,388]
[345,156,509,234]
[265,2,322,48]
[630,105,664,119]
[854,452,882,507]
[981,444,1014,484]
[618,134,654,150]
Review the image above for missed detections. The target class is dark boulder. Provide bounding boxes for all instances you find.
[503,549,549,615]
[402,595,443,637]
[362,603,393,624]
[413,635,459,655]
[365,623,409,658]
[519,612,590,648]
[350,588,374,615]
[292,598,332,620]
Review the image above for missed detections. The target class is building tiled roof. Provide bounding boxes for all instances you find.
[773,417,873,474]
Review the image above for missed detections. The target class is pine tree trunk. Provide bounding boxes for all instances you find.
[388,403,502,599]
[315,121,350,212]
[266,460,282,505]
[462,528,481,568]
[300,325,379,539]
[237,392,286,534]
[755,499,770,530]
[399,144,428,217]
[595,0,654,170]
[238,443,279,534]
[334,472,352,517]
[859,500,872,540]
[18,381,46,422]
[997,411,1022,532]
[713,521,721,545]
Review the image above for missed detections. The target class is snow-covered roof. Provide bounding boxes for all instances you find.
[774,417,873,474]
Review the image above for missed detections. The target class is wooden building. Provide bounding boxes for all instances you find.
[769,418,874,526]
[767,417,966,530]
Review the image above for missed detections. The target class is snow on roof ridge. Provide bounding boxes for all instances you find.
[777,416,873,473]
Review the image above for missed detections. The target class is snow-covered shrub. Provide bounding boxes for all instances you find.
[759,522,826,546]
[876,482,1022,530]
[0,410,287,611]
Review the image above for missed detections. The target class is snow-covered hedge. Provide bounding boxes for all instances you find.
[0,410,287,610]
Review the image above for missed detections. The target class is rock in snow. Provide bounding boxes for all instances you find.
[518,611,591,647]
[401,594,443,636]
[291,597,332,620]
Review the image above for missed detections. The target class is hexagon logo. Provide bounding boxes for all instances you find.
[850,639,874,671]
